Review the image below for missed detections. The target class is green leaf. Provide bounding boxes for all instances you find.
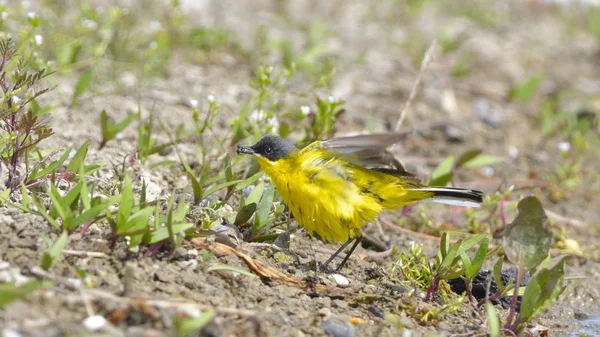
[455,149,482,168]
[117,175,133,229]
[458,234,487,255]
[0,281,52,308]
[492,256,504,293]
[510,73,544,102]
[234,172,264,191]
[438,240,462,274]
[486,302,500,337]
[49,185,69,221]
[466,239,488,279]
[202,179,246,200]
[207,265,257,278]
[66,140,90,173]
[26,147,72,183]
[41,231,68,270]
[429,155,455,186]
[503,196,551,271]
[174,309,216,337]
[21,184,29,210]
[461,154,501,169]
[145,223,194,244]
[440,232,450,260]
[244,182,264,207]
[187,172,203,204]
[234,203,257,225]
[253,183,275,232]
[72,69,93,105]
[32,194,60,230]
[99,110,139,149]
[118,207,155,236]
[0,189,11,206]
[518,255,568,323]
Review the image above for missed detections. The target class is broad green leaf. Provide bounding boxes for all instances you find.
[174,309,216,337]
[459,251,472,272]
[66,140,90,173]
[503,196,551,271]
[244,182,264,207]
[234,203,257,225]
[456,149,482,168]
[207,265,256,278]
[254,183,275,231]
[0,281,52,308]
[519,255,568,323]
[429,155,455,186]
[462,154,501,169]
[67,204,107,231]
[72,69,93,105]
[41,231,68,270]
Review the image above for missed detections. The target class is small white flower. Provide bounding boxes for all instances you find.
[402,329,413,337]
[481,166,495,177]
[189,99,199,108]
[27,11,36,19]
[300,105,310,116]
[249,109,266,122]
[149,21,162,31]
[508,146,519,160]
[268,116,280,131]
[328,95,336,103]
[82,315,107,332]
[558,141,571,153]
[267,66,273,73]
[149,41,158,49]
[34,34,43,45]
[207,95,215,103]
[1,12,8,20]
[81,18,98,30]
[2,328,22,337]
[11,96,21,105]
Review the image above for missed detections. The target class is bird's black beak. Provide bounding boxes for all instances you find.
[236,145,255,155]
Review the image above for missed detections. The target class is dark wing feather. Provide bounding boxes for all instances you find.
[320,132,418,181]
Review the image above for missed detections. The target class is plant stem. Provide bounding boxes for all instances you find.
[504,265,523,331]
[425,277,440,302]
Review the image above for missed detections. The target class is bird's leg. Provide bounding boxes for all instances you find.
[335,235,363,272]
[319,237,355,272]
[319,236,363,273]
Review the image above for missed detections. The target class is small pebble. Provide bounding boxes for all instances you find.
[83,315,107,332]
[2,329,22,337]
[328,274,350,287]
[322,317,355,337]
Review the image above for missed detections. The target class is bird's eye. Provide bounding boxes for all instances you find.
[264,146,272,154]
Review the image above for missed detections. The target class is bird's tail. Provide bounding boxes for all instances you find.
[408,187,484,208]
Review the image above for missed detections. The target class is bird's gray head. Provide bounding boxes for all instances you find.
[236,135,297,161]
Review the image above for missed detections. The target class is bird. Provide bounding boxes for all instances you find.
[236,133,483,272]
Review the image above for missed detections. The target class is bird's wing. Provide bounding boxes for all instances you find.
[300,133,418,180]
